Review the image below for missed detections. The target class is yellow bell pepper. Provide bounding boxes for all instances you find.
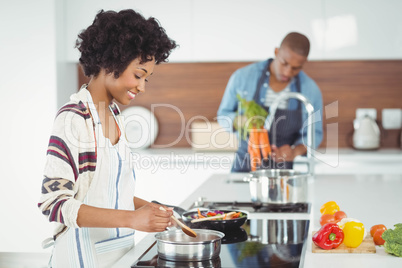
[320,201,340,215]
[342,221,365,248]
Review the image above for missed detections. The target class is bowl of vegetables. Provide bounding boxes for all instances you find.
[182,209,248,231]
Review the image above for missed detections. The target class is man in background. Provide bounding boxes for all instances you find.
[217,32,323,172]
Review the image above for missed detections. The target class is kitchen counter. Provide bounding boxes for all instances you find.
[115,172,402,267]
[303,173,402,267]
[133,148,402,174]
[135,148,402,161]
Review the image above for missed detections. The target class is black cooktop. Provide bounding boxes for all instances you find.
[190,201,310,214]
[131,219,309,268]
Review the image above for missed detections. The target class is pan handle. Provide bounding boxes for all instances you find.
[151,200,187,216]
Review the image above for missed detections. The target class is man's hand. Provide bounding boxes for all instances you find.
[271,145,294,162]
[271,144,307,162]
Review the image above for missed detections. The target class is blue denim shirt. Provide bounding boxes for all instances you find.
[217,59,323,149]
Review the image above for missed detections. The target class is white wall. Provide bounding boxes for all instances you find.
[56,0,78,109]
[0,0,57,252]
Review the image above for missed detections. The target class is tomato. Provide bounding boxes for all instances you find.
[334,211,347,221]
[373,229,386,245]
[370,224,387,237]
[207,212,217,217]
[320,214,337,226]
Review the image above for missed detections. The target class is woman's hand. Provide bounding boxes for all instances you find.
[129,202,173,232]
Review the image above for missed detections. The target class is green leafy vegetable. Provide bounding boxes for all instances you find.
[384,243,402,257]
[236,94,268,140]
[382,223,402,257]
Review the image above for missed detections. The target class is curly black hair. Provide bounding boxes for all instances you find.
[75,9,177,78]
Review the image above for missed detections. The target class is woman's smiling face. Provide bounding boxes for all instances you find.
[104,57,155,105]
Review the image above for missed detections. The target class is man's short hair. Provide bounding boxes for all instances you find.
[280,32,310,57]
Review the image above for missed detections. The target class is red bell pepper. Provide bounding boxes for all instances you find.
[312,223,344,250]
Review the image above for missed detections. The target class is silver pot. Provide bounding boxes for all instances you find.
[243,169,310,204]
[249,219,309,244]
[155,229,225,261]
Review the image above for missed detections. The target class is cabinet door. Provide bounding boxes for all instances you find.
[323,0,402,60]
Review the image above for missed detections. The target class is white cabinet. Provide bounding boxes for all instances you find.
[323,0,402,59]
[62,0,402,62]
[191,0,323,61]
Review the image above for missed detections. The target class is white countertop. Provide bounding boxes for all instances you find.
[115,172,402,267]
[304,173,402,267]
[134,148,402,174]
[135,148,402,160]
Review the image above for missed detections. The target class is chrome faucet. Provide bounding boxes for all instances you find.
[265,92,315,175]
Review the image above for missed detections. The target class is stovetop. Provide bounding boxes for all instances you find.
[189,201,310,214]
[131,219,309,268]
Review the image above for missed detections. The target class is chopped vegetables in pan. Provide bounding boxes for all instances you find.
[188,209,246,221]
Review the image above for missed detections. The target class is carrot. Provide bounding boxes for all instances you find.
[248,127,261,154]
[259,128,271,159]
[231,212,241,219]
[248,127,261,171]
[197,208,205,218]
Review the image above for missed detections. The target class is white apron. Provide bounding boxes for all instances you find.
[50,92,136,267]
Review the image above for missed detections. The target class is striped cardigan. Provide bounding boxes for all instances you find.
[38,86,123,241]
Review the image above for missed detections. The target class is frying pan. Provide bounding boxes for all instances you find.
[182,209,248,231]
[151,201,248,231]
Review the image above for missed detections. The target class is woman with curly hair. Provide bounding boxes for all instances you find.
[38,9,177,267]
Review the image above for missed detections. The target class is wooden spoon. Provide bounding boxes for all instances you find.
[191,211,236,223]
[159,207,197,238]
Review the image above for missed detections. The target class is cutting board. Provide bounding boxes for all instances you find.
[312,232,376,253]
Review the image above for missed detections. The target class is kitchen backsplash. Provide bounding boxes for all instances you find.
[78,60,402,149]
